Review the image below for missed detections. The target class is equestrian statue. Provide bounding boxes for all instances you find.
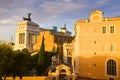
[23,13,32,21]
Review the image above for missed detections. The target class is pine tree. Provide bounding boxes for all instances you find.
[37,36,45,65]
[37,36,58,75]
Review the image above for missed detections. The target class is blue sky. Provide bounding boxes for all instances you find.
[0,0,120,42]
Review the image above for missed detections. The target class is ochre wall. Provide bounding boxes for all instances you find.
[74,10,120,80]
[33,31,55,52]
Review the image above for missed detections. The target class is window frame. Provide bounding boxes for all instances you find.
[19,33,25,44]
[110,44,115,51]
[110,26,114,34]
[102,26,106,34]
[107,59,117,76]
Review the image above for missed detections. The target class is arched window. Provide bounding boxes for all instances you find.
[107,59,116,76]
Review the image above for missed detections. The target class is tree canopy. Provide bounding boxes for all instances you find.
[0,44,30,80]
[37,36,45,65]
[0,39,59,79]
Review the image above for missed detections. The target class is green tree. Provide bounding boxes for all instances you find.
[36,36,59,75]
[28,52,38,76]
[37,52,52,75]
[22,48,29,54]
[12,49,30,80]
[43,52,52,75]
[22,48,31,75]
[30,36,59,75]
[37,36,45,65]
[36,36,46,75]
[0,44,14,80]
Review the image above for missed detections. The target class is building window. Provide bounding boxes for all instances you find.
[33,34,36,44]
[68,57,72,64]
[94,64,96,67]
[107,59,116,76]
[102,26,106,33]
[94,52,96,55]
[29,33,32,44]
[28,33,36,44]
[110,44,114,51]
[94,41,96,44]
[55,37,57,42]
[64,38,66,42]
[110,26,114,33]
[68,52,71,56]
[19,33,25,44]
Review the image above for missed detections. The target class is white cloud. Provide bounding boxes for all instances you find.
[93,0,110,8]
[0,0,86,25]
[63,0,71,2]
[0,0,119,41]
[35,1,86,21]
[40,1,85,14]
[1,19,15,24]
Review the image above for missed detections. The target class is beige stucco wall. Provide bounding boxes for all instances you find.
[74,10,120,80]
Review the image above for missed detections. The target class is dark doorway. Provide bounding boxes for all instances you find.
[109,78,114,80]
[59,74,66,80]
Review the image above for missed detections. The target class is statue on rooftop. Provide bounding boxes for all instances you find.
[23,12,32,21]
[64,24,66,28]
[61,24,66,29]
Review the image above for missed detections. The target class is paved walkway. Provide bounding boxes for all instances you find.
[3,76,49,80]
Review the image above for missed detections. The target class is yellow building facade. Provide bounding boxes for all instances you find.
[33,26,72,52]
[33,27,73,65]
[74,10,120,80]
